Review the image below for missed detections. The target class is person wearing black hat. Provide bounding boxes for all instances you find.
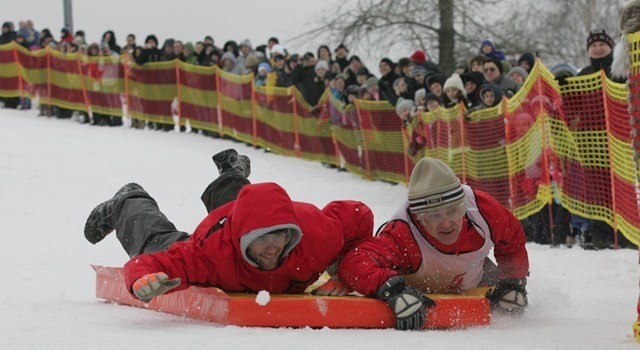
[517,53,535,73]
[461,71,486,108]
[342,55,365,87]
[571,28,626,250]
[273,54,292,87]
[378,57,399,104]
[483,58,518,97]
[333,43,350,72]
[339,157,530,330]
[577,28,623,82]
[425,73,447,99]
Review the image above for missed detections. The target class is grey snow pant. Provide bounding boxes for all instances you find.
[114,170,249,258]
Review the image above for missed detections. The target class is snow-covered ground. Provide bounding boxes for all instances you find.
[0,108,638,349]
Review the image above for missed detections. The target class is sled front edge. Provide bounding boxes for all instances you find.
[92,265,490,329]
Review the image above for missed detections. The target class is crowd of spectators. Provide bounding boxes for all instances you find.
[0,19,560,115]
[0,20,631,250]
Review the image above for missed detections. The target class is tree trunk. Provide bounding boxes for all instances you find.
[438,0,455,74]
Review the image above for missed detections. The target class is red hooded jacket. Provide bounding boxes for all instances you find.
[124,182,373,294]
[339,188,529,296]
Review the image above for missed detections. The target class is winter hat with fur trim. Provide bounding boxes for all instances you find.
[586,28,614,50]
[408,157,465,213]
[443,73,467,97]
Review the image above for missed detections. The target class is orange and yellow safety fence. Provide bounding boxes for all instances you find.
[0,41,638,245]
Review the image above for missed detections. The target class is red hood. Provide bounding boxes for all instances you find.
[228,183,302,267]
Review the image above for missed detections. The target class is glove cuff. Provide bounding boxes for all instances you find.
[376,276,406,301]
[498,278,527,287]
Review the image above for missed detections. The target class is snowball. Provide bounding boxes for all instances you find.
[255,290,271,306]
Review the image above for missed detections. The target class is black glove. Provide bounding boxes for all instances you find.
[376,276,436,330]
[487,278,528,315]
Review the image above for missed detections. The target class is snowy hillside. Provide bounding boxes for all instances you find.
[0,108,638,349]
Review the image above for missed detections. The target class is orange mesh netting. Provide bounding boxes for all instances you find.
[0,42,638,245]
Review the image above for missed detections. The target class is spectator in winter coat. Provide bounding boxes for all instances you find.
[442,73,468,109]
[84,149,374,301]
[578,28,623,83]
[317,45,335,71]
[221,52,244,75]
[236,39,256,74]
[378,58,399,104]
[426,73,447,100]
[254,62,271,86]
[17,20,38,49]
[479,39,506,61]
[343,55,365,87]
[121,34,137,56]
[411,65,428,91]
[102,30,121,54]
[330,75,347,102]
[397,58,414,82]
[410,49,441,75]
[414,88,427,109]
[60,27,73,44]
[361,77,380,101]
[333,43,349,73]
[478,83,503,108]
[182,42,198,65]
[160,38,176,61]
[392,77,415,103]
[273,54,292,87]
[395,97,416,126]
[0,22,16,45]
[172,41,185,61]
[517,53,535,73]
[24,20,39,48]
[293,54,327,107]
[508,66,529,87]
[425,92,441,112]
[222,40,239,57]
[356,67,373,86]
[460,71,485,108]
[339,157,530,330]
[15,34,28,49]
[135,35,162,65]
[467,55,486,73]
[483,58,519,97]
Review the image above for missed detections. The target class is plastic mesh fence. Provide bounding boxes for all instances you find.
[0,42,638,245]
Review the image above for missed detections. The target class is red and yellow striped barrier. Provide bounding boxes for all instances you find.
[0,41,637,245]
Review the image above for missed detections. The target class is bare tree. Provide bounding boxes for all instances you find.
[292,0,621,74]
[292,0,464,73]
[471,0,620,68]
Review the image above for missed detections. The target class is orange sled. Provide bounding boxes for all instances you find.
[93,265,490,329]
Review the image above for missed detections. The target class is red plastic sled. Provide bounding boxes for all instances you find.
[93,265,490,329]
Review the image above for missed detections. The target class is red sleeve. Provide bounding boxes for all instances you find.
[123,239,220,294]
[338,220,422,296]
[476,190,530,280]
[321,200,374,257]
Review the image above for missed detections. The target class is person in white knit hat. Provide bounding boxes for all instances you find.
[339,157,530,330]
[442,73,469,108]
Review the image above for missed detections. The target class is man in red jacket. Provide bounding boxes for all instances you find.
[84,149,373,301]
[339,157,530,330]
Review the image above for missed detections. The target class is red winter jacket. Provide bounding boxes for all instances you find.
[339,189,529,296]
[124,182,373,294]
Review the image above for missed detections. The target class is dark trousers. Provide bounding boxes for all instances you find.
[115,170,249,257]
